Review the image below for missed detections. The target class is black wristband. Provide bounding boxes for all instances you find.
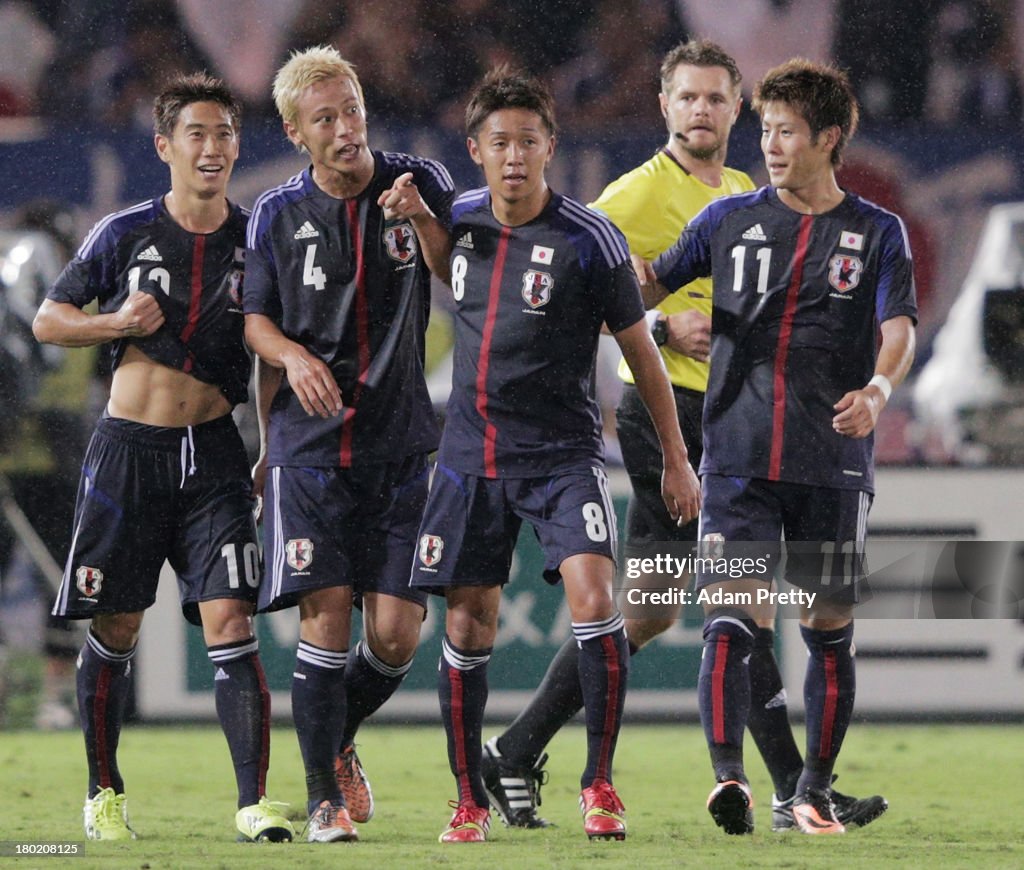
[651,318,668,347]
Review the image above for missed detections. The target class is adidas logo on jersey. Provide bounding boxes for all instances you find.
[137,245,162,261]
[294,221,319,239]
[742,224,767,242]
[455,231,474,249]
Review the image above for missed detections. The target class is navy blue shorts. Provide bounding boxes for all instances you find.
[52,414,259,626]
[696,474,872,603]
[260,453,430,611]
[410,464,617,594]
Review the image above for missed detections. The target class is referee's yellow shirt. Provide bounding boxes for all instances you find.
[590,149,754,392]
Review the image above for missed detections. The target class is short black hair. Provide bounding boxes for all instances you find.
[465,66,556,138]
[753,59,859,166]
[153,72,241,137]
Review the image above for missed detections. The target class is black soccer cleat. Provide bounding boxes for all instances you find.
[772,776,887,831]
[707,780,755,835]
[831,788,888,828]
[481,737,552,828]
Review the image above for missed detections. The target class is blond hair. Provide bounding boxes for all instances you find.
[272,45,364,127]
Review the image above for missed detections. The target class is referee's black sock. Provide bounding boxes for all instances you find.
[747,628,803,799]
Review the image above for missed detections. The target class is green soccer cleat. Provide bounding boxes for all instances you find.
[236,796,295,843]
[84,787,136,841]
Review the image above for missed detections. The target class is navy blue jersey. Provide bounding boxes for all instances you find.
[244,151,454,467]
[654,187,917,492]
[440,188,646,478]
[48,199,250,406]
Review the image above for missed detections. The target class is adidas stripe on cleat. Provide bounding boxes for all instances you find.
[707,780,754,835]
[439,802,490,843]
[305,800,358,842]
[791,789,846,835]
[580,781,626,841]
[335,746,374,823]
[84,787,136,841]
[773,781,888,831]
[481,737,551,828]
[236,796,295,843]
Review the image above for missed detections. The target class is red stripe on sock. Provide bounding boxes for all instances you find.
[94,664,113,789]
[712,634,730,744]
[819,649,838,758]
[448,666,474,805]
[253,655,271,796]
[594,634,622,784]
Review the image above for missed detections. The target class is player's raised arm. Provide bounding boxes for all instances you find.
[378,171,453,284]
[34,294,165,347]
[832,315,916,439]
[614,318,701,524]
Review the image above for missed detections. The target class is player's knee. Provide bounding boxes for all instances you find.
[702,609,758,649]
[91,612,143,651]
[366,631,419,667]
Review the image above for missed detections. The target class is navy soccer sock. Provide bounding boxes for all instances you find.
[697,612,756,783]
[208,638,270,808]
[77,629,134,797]
[497,634,639,768]
[574,614,629,790]
[747,627,804,799]
[438,636,491,808]
[796,622,856,795]
[340,639,412,751]
[292,641,347,812]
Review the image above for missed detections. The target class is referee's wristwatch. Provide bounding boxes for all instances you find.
[651,317,669,347]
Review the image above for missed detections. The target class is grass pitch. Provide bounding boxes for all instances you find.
[2,723,1021,869]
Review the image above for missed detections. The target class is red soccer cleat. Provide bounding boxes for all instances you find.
[580,781,627,841]
[439,801,491,843]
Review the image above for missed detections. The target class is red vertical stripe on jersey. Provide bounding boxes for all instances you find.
[711,634,729,743]
[339,199,370,468]
[179,234,206,372]
[94,664,113,788]
[594,633,622,783]
[476,226,511,478]
[768,215,813,481]
[818,649,838,758]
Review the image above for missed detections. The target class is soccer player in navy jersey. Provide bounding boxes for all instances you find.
[410,67,701,844]
[482,40,886,835]
[243,45,455,842]
[33,74,293,844]
[638,59,916,836]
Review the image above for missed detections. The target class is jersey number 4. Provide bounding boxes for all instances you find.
[730,246,772,295]
[303,244,327,291]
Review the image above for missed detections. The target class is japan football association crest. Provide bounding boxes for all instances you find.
[227,269,243,305]
[828,254,863,292]
[419,534,444,567]
[286,538,314,571]
[384,224,417,263]
[76,566,104,597]
[521,269,553,309]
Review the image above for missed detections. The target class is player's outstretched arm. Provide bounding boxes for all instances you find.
[615,318,701,524]
[832,315,916,439]
[33,294,164,347]
[378,171,453,284]
[630,254,670,309]
[244,313,342,420]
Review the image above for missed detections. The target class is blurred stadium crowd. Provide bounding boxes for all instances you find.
[1,0,1021,131]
